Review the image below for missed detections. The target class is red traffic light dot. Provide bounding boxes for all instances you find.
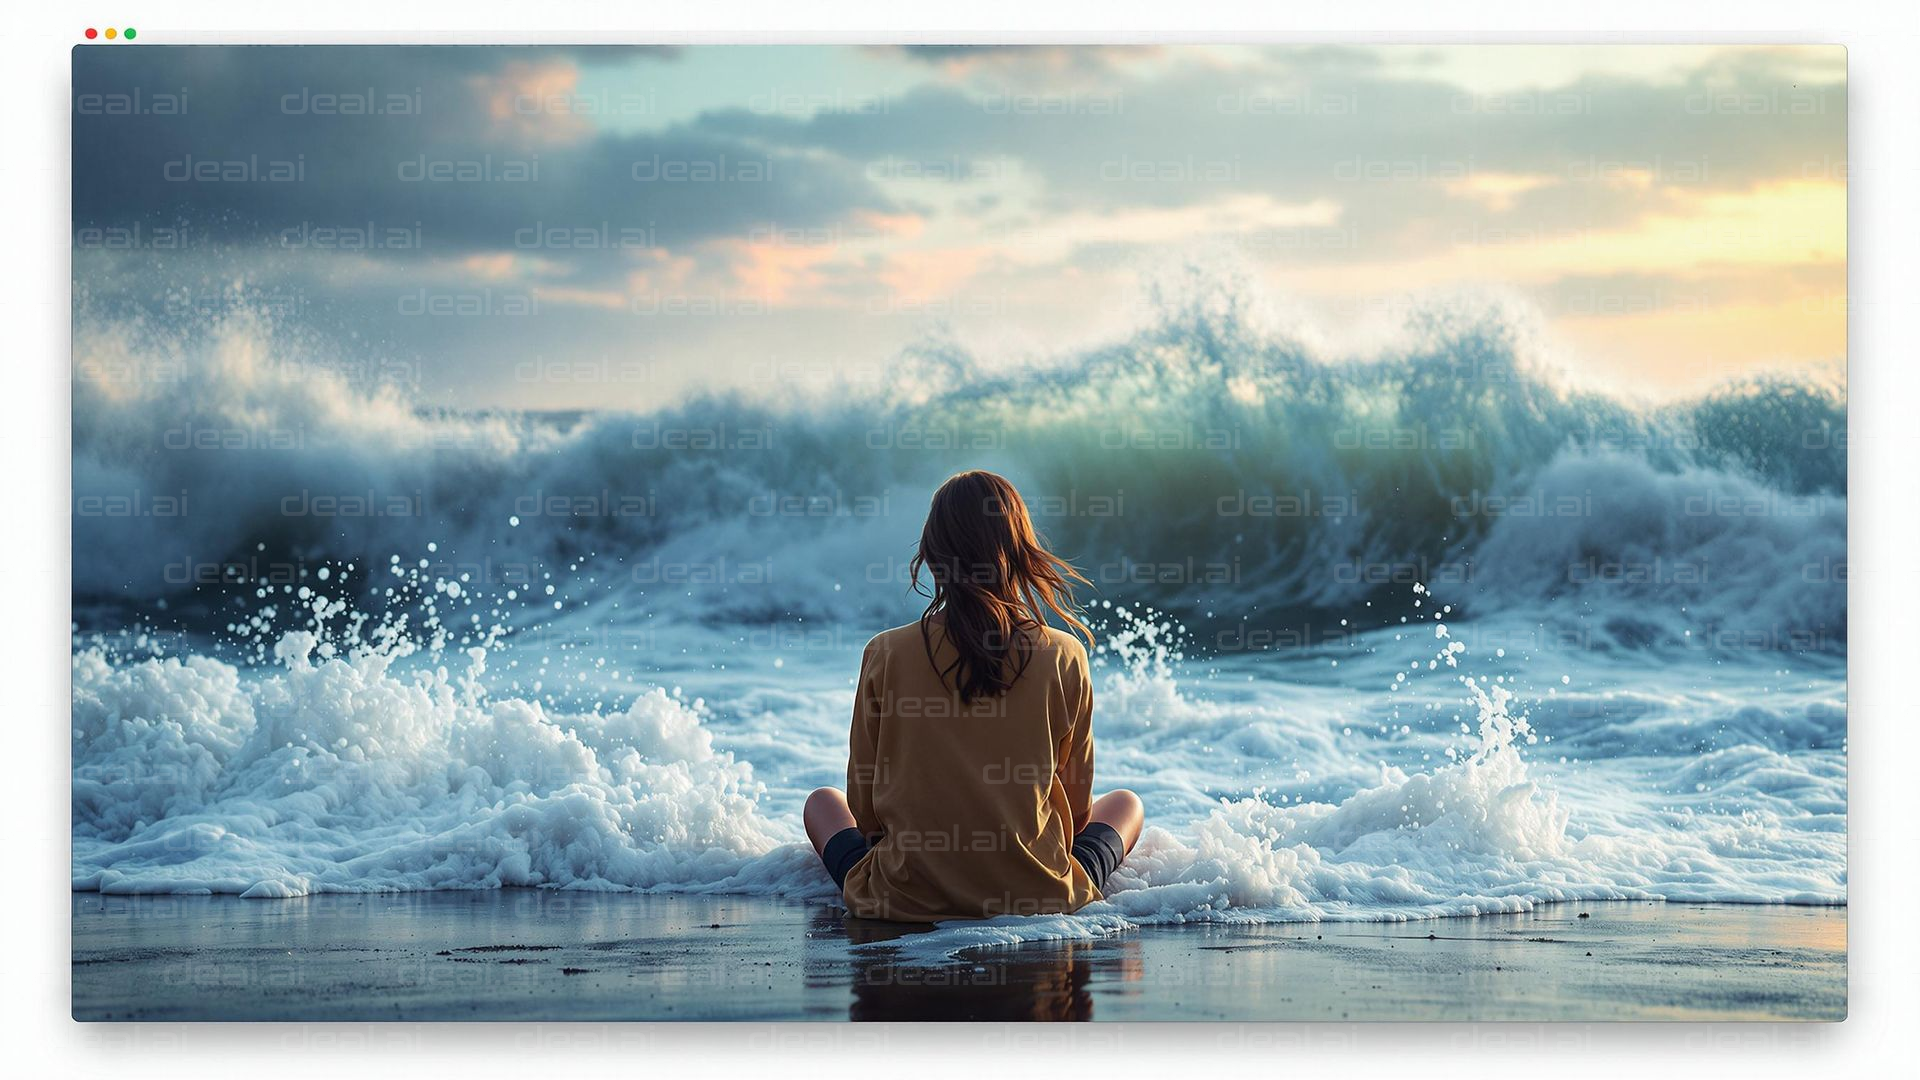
[85,28,98,39]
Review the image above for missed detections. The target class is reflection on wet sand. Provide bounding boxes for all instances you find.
[71,893,1843,1021]
[830,910,1140,1021]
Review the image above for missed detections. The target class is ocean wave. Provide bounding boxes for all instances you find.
[73,284,1844,653]
[71,589,1845,923]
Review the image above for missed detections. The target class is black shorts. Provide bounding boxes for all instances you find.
[820,827,873,889]
[819,821,1127,894]
[1068,822,1125,893]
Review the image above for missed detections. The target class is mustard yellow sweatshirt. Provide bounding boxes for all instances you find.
[841,619,1100,922]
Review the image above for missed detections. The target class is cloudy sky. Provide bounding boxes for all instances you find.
[73,44,1845,408]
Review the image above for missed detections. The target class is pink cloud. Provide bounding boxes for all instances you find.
[467,60,594,146]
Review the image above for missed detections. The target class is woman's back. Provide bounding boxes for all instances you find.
[841,619,1099,922]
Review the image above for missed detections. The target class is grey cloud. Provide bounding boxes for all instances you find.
[690,49,1842,241]
[73,46,895,267]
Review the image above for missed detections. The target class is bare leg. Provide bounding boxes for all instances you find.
[1088,789,1144,855]
[804,787,858,855]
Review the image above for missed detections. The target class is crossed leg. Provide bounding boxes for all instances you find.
[804,787,857,854]
[806,785,1145,857]
[1087,789,1145,855]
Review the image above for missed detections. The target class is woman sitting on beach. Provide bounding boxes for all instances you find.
[804,469,1144,922]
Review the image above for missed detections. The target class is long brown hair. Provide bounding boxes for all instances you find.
[909,470,1092,703]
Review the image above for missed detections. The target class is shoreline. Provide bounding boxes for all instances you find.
[72,892,1845,1022]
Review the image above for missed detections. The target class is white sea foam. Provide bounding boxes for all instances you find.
[73,623,801,899]
[855,914,1138,964]
[72,586,1845,939]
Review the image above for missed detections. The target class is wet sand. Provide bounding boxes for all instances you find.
[71,893,1844,1021]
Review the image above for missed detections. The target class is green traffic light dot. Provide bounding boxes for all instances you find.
[124,28,137,40]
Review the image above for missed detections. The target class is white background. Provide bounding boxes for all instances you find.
[4,1,1912,1074]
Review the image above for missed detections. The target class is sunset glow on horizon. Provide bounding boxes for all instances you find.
[73,43,1845,407]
